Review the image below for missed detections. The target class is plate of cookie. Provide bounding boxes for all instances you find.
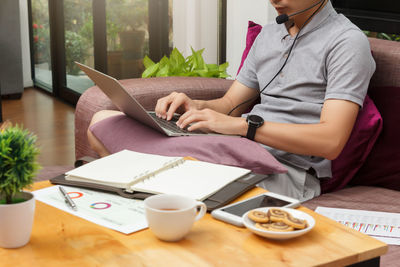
[242,207,315,240]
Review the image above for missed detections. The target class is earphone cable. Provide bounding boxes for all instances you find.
[227,0,326,116]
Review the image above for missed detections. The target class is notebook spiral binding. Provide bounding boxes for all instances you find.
[125,158,186,192]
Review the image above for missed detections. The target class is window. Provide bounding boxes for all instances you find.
[29,0,172,104]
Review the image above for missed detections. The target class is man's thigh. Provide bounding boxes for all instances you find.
[257,162,321,202]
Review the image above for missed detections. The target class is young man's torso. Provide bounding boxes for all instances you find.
[237,1,376,177]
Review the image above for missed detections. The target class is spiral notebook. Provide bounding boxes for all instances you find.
[65,150,252,201]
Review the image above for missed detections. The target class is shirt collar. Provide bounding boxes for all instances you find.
[279,0,336,39]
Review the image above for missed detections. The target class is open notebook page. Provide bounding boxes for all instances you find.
[65,150,183,188]
[131,160,251,200]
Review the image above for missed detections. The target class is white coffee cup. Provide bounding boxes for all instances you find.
[144,194,207,242]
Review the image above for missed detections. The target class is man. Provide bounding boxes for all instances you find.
[88,0,375,201]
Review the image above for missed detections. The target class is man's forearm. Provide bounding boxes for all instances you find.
[193,80,259,116]
[255,99,359,160]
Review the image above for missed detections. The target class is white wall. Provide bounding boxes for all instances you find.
[226,0,276,78]
[172,0,277,78]
[173,0,218,64]
[19,0,33,88]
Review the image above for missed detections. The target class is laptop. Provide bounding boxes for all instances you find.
[76,62,226,137]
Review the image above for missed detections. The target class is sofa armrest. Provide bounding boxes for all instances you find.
[75,76,234,159]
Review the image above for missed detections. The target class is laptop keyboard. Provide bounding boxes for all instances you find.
[149,113,197,134]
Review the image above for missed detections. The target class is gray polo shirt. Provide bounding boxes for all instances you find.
[237,1,376,178]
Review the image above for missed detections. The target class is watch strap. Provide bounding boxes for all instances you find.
[246,124,257,140]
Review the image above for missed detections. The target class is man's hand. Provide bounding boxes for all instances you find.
[176,108,247,136]
[155,92,199,121]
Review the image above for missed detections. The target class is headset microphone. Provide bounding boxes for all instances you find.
[227,0,326,116]
[276,0,325,24]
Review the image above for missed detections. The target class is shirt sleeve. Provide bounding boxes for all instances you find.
[236,29,263,91]
[325,29,376,107]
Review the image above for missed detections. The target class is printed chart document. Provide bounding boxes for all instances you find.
[315,207,400,245]
[33,185,147,234]
[65,149,251,201]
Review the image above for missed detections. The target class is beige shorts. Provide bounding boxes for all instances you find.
[257,162,321,202]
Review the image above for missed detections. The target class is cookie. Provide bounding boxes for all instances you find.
[267,208,290,222]
[248,210,270,223]
[255,221,294,232]
[283,214,308,230]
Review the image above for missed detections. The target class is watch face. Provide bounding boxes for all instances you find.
[248,115,264,124]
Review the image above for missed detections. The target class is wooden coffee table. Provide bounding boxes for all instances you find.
[0,181,387,266]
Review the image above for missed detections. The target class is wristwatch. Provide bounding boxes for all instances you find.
[246,115,264,141]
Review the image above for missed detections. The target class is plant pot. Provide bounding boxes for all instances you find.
[107,51,123,79]
[119,30,146,59]
[120,58,144,79]
[0,191,35,248]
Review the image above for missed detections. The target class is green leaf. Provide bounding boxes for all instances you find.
[380,33,391,40]
[156,65,170,77]
[143,55,155,69]
[169,48,186,75]
[159,56,170,69]
[206,64,219,71]
[185,71,199,77]
[175,72,191,77]
[142,63,159,78]
[219,73,230,79]
[193,70,209,77]
[219,62,229,72]
[190,47,205,70]
[170,48,185,67]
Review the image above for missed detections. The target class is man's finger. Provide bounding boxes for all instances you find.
[178,111,206,129]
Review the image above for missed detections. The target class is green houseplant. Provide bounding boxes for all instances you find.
[65,31,90,75]
[142,47,230,79]
[114,0,148,54]
[112,0,148,78]
[0,123,41,248]
[32,23,50,64]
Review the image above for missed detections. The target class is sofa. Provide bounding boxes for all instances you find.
[74,37,400,266]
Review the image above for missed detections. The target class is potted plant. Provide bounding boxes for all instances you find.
[117,0,148,57]
[32,23,50,64]
[142,47,230,79]
[65,30,90,75]
[110,0,148,78]
[0,123,41,248]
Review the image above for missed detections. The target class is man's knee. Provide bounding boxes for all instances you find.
[87,110,111,147]
[87,110,121,157]
[87,120,109,157]
[89,110,122,127]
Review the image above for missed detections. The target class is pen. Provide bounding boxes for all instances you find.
[59,186,78,211]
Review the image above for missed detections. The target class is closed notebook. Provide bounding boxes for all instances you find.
[65,149,251,200]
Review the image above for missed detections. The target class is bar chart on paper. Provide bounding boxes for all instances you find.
[315,207,400,245]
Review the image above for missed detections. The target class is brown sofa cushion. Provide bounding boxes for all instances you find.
[350,39,400,191]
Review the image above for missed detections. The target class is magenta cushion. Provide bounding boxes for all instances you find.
[237,21,263,75]
[90,115,287,175]
[351,86,400,190]
[321,95,383,193]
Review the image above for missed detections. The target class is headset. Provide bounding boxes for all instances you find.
[227,0,326,116]
[276,0,326,24]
